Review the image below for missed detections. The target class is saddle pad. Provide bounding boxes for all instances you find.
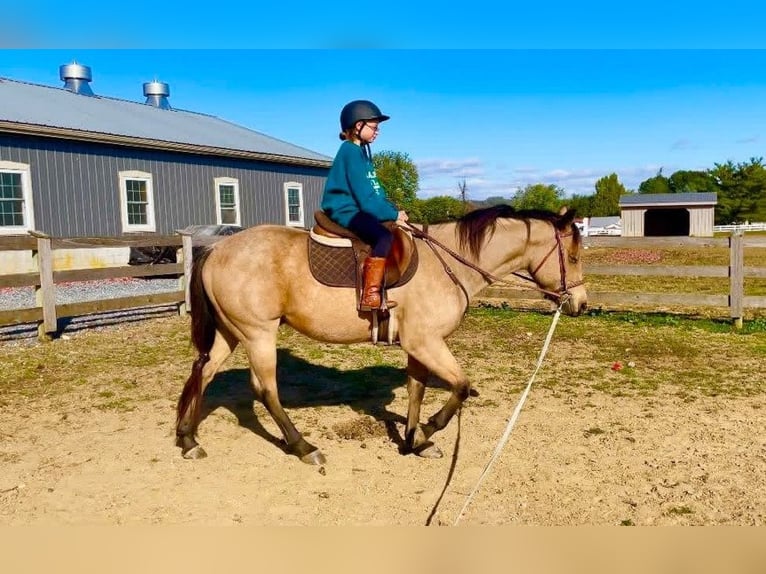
[308,239,359,288]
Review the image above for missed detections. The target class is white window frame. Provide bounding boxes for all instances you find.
[214,177,241,226]
[0,160,35,235]
[283,181,304,227]
[118,170,156,232]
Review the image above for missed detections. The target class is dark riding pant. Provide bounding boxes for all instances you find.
[348,212,393,258]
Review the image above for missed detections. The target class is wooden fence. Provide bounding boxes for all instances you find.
[1,232,765,341]
[1,233,179,340]
[481,233,766,327]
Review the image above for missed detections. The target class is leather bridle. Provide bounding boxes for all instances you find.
[528,228,585,302]
[402,222,583,309]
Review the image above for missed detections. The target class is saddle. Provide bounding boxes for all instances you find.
[308,210,418,291]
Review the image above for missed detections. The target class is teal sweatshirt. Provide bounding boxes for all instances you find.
[321,140,399,228]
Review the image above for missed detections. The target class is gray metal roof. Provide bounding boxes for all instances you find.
[0,77,332,166]
[619,192,718,206]
[587,216,621,228]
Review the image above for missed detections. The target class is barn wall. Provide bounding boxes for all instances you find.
[689,206,715,237]
[0,133,328,237]
[621,208,644,237]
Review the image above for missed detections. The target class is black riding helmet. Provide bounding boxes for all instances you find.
[340,100,390,131]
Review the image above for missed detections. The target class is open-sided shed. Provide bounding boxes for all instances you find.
[619,192,718,237]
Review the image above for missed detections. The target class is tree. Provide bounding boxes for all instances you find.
[458,179,469,215]
[591,173,626,216]
[638,168,671,194]
[668,170,718,194]
[566,193,595,217]
[510,183,563,212]
[709,158,766,224]
[372,150,419,213]
[415,195,466,224]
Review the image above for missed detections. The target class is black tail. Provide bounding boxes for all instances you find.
[189,247,217,356]
[176,247,216,436]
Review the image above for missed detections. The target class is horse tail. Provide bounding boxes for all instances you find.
[176,247,216,436]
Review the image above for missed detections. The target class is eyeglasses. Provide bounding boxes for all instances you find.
[363,122,380,132]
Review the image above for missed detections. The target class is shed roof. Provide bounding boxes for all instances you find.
[0,77,332,168]
[619,192,717,207]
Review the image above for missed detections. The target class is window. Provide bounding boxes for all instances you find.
[0,161,35,235]
[214,177,241,226]
[119,170,155,232]
[283,181,304,227]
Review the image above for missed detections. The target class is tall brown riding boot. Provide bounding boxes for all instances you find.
[359,256,397,311]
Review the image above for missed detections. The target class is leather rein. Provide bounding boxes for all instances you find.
[401,221,583,309]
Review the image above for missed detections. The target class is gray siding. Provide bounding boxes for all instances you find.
[1,134,328,237]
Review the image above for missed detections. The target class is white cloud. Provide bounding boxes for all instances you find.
[414,156,668,199]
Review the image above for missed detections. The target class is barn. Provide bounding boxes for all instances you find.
[0,62,332,243]
[619,192,718,237]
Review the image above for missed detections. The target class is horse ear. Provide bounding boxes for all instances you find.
[556,206,576,230]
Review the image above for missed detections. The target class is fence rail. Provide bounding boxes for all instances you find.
[480,234,766,327]
[1,231,765,341]
[713,222,766,233]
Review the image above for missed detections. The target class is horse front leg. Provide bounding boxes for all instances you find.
[404,355,442,458]
[402,339,471,459]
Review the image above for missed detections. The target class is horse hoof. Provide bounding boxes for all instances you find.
[300,450,327,465]
[183,445,208,460]
[413,442,443,459]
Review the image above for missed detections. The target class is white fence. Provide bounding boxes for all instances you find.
[714,222,766,233]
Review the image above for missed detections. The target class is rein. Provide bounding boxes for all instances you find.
[401,221,579,304]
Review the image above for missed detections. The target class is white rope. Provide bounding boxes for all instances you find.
[453,305,564,525]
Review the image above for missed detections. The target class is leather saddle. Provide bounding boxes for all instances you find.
[308,210,418,289]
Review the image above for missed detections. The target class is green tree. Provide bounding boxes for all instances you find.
[709,158,766,224]
[638,169,671,194]
[668,170,718,194]
[372,150,419,213]
[566,193,595,217]
[510,183,563,212]
[414,196,466,224]
[591,173,626,216]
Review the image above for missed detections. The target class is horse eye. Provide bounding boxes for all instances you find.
[568,254,579,264]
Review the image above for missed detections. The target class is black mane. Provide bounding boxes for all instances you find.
[455,205,571,259]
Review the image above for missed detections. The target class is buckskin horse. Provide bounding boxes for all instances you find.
[176,205,588,464]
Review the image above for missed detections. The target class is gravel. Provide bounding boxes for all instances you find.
[0,278,183,342]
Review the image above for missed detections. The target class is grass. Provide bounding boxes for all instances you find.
[1,305,763,411]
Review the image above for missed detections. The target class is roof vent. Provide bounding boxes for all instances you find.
[59,62,94,96]
[143,80,171,110]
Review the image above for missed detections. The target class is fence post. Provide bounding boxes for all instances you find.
[29,231,57,340]
[729,231,744,329]
[178,232,194,315]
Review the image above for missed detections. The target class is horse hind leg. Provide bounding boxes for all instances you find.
[244,324,326,465]
[176,329,238,459]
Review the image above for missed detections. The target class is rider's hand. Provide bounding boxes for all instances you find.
[396,210,409,224]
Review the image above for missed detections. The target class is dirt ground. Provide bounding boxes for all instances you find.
[1,317,764,526]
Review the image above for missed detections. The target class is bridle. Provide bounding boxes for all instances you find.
[528,228,585,302]
[402,221,583,309]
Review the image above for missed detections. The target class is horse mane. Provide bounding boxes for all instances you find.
[456,204,576,259]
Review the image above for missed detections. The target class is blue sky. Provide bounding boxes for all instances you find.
[3,48,766,201]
